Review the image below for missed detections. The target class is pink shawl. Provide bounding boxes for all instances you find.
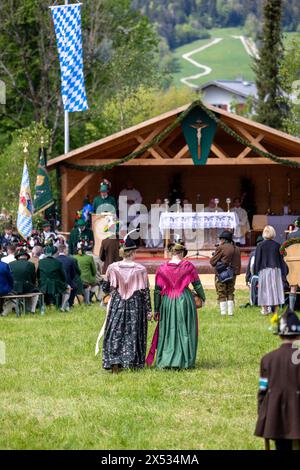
[107,261,148,300]
[155,259,199,299]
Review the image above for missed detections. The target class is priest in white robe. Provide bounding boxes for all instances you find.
[231,197,250,245]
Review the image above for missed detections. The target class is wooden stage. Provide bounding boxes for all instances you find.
[135,248,250,275]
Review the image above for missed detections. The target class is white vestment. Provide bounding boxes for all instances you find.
[231,207,250,244]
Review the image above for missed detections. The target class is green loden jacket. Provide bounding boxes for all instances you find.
[9,259,37,294]
[37,257,68,295]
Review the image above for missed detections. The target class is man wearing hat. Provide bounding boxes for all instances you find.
[69,219,94,256]
[37,244,70,311]
[210,230,241,316]
[42,221,56,242]
[93,182,117,215]
[73,240,97,304]
[255,308,300,450]
[9,247,39,314]
[99,218,121,274]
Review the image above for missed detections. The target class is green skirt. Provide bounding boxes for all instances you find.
[156,288,198,369]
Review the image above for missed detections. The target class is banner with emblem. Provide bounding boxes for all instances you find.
[33,146,54,215]
[17,161,33,239]
[50,3,88,112]
[181,106,218,166]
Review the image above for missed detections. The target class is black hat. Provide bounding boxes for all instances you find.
[219,230,233,242]
[276,308,300,337]
[120,229,138,252]
[15,247,30,260]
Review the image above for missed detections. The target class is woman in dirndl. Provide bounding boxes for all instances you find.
[149,241,205,369]
[102,234,152,373]
[254,225,287,315]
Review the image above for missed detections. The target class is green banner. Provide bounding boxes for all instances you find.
[181,106,218,165]
[33,147,54,214]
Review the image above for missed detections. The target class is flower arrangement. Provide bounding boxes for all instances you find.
[280,238,300,256]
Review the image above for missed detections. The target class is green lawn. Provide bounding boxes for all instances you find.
[0,290,279,450]
[172,27,297,89]
[172,28,255,88]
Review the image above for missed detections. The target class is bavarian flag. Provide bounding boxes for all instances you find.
[33,146,54,214]
[17,161,33,239]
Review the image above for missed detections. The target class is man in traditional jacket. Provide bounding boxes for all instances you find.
[255,308,300,450]
[37,245,70,311]
[99,219,121,274]
[9,247,39,313]
[93,182,117,215]
[69,219,94,256]
[56,244,81,308]
[73,241,97,304]
[210,230,241,316]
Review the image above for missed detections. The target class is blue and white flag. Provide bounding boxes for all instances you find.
[17,161,33,239]
[50,3,88,112]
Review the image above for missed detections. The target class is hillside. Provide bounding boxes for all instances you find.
[171,28,297,89]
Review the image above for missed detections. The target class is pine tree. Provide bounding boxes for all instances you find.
[254,0,284,129]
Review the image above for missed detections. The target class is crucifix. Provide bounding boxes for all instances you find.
[190,120,209,161]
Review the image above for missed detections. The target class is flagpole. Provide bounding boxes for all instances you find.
[64,0,69,154]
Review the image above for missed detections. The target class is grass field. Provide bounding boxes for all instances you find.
[0,289,280,450]
[172,28,255,88]
[172,27,297,89]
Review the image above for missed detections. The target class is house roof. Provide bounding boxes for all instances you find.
[47,101,300,169]
[199,80,258,100]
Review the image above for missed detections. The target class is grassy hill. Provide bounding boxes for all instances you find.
[172,27,297,89]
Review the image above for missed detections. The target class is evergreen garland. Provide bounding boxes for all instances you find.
[63,99,300,173]
[280,237,300,256]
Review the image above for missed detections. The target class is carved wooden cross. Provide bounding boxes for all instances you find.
[190,120,209,161]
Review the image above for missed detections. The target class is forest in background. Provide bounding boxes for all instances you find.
[133,0,300,49]
[1,0,300,213]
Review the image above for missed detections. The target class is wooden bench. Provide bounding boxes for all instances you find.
[0,292,45,317]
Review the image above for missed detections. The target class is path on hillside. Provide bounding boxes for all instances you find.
[180,38,223,88]
[232,35,259,59]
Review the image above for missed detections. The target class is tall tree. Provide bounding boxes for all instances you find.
[0,0,162,154]
[254,0,284,129]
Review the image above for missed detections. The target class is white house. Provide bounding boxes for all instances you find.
[199,79,257,112]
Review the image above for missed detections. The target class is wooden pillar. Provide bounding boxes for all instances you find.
[60,166,69,232]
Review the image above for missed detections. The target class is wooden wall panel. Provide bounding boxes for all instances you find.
[62,165,300,231]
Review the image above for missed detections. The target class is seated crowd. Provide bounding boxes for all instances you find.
[0,221,100,316]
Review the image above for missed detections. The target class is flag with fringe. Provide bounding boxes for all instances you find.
[17,161,33,239]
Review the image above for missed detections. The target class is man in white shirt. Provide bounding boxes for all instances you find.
[1,244,16,264]
[118,180,143,229]
[204,198,224,247]
[231,197,250,246]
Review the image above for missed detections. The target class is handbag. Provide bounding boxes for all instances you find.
[215,246,236,284]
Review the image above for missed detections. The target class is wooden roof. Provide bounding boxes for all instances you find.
[48,102,300,169]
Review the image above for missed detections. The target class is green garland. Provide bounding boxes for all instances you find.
[64,101,201,172]
[280,238,300,256]
[63,99,300,172]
